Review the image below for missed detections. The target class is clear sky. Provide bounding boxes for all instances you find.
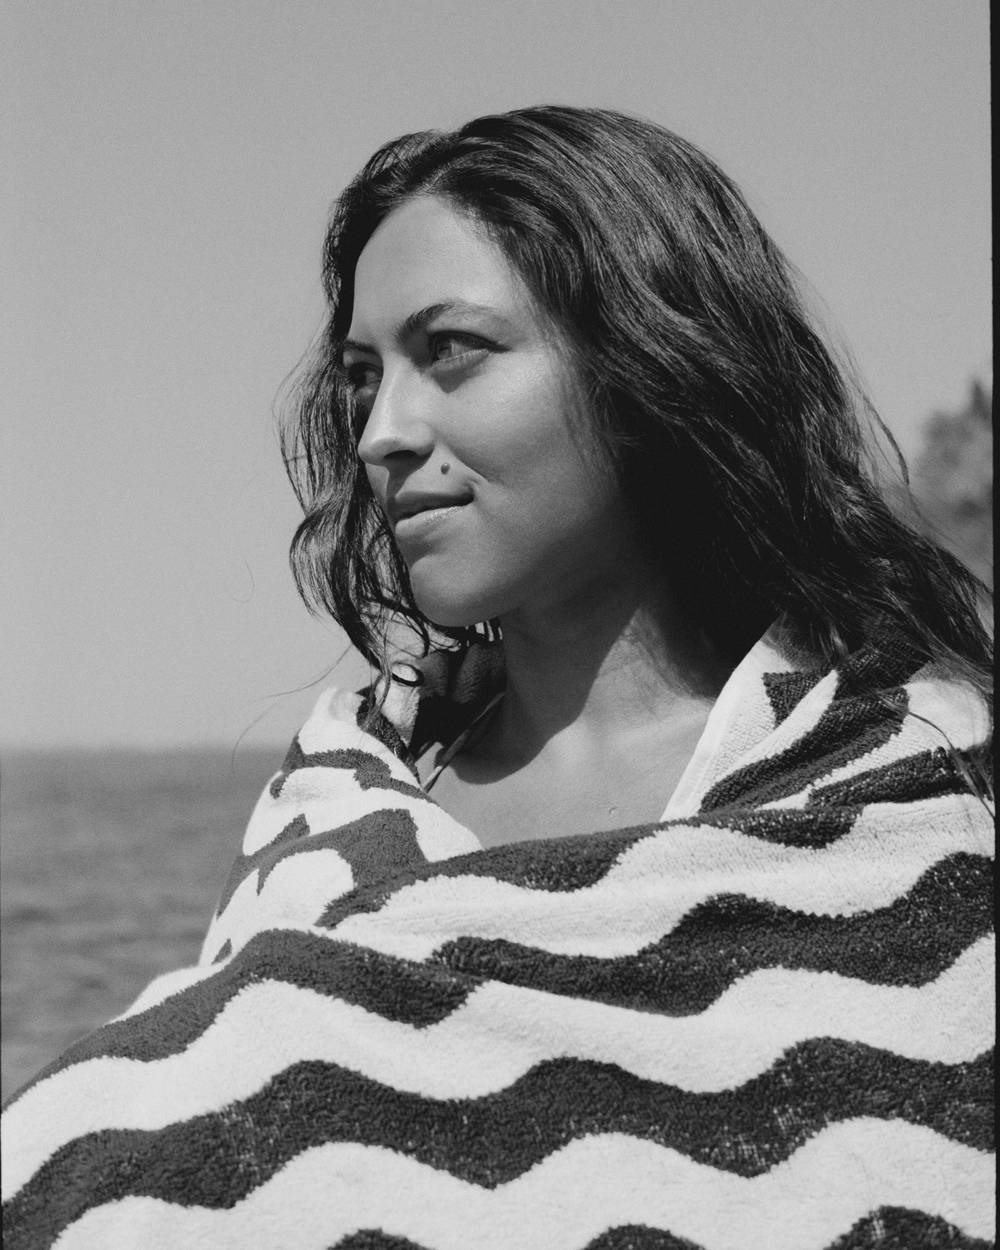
[2,0,990,749]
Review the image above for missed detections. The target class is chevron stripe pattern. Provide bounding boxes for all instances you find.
[2,625,994,1249]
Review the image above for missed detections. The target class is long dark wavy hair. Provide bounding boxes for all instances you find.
[281,105,992,709]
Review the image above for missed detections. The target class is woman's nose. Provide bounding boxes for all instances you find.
[356,368,435,466]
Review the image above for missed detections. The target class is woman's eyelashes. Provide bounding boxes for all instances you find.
[342,331,493,401]
[344,359,379,393]
[427,331,491,366]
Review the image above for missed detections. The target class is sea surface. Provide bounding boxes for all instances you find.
[1,746,282,1103]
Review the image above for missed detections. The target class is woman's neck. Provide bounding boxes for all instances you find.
[485,574,731,769]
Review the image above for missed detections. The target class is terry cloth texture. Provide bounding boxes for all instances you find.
[2,623,995,1250]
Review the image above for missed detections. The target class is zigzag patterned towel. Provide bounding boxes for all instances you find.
[2,625,994,1249]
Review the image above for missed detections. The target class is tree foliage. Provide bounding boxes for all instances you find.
[908,379,993,589]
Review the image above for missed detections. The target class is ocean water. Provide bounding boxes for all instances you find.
[1,746,281,1103]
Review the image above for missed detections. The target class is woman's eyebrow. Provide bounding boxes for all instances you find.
[342,300,503,356]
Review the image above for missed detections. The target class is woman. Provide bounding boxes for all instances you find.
[3,107,993,1249]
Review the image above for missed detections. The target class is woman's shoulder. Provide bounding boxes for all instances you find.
[670,618,992,817]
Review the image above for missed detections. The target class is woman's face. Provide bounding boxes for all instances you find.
[347,195,638,628]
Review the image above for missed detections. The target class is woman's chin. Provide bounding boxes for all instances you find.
[410,581,500,631]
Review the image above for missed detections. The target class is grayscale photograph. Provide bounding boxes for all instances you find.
[2,2,992,1247]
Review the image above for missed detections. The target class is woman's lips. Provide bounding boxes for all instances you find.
[388,490,474,523]
[393,501,470,541]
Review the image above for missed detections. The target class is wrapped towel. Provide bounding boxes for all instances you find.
[2,624,994,1249]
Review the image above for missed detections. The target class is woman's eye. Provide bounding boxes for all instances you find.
[428,333,488,365]
[344,362,381,396]
[342,363,380,432]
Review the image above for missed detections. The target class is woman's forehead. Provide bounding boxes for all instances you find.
[348,196,530,340]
